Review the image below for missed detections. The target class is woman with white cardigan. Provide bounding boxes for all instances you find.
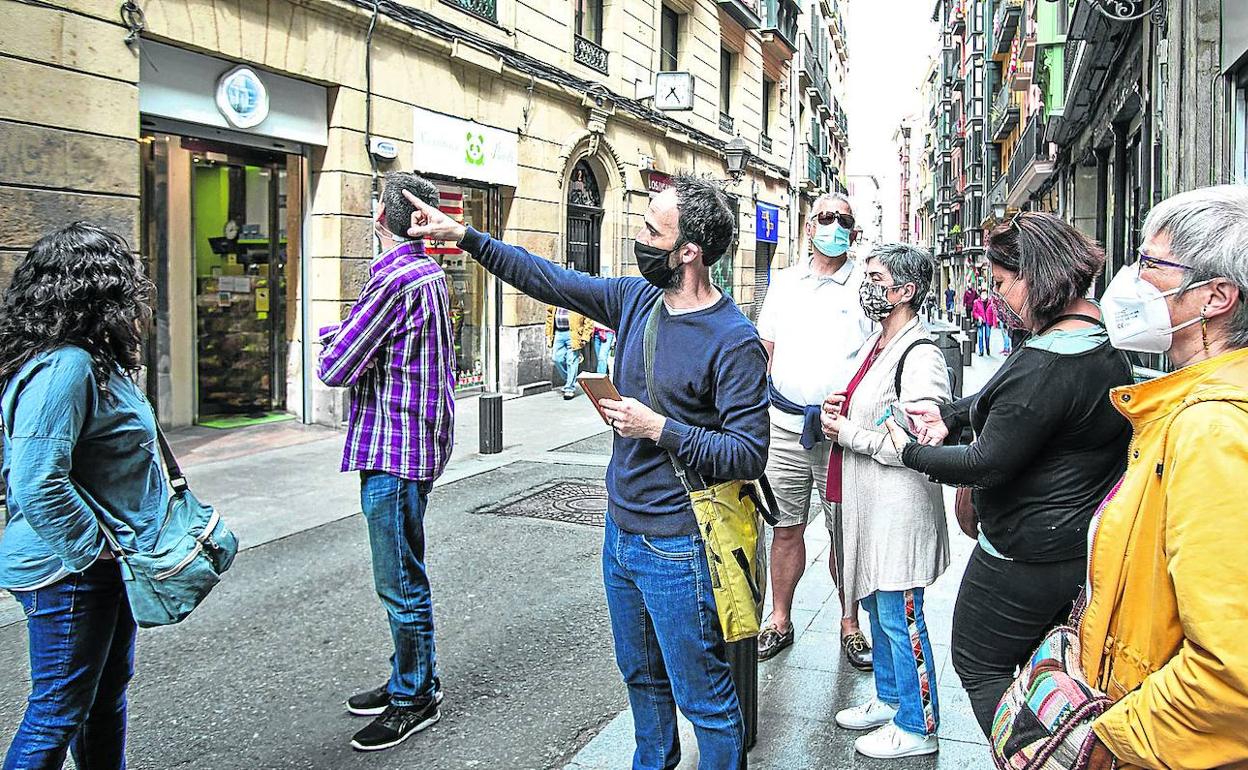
[820,242,952,760]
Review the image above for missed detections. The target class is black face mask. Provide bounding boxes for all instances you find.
[633,239,684,289]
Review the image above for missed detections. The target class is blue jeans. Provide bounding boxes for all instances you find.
[4,559,136,770]
[999,326,1012,353]
[861,589,940,737]
[602,516,744,770]
[976,323,991,355]
[360,471,439,707]
[593,331,615,375]
[552,330,583,392]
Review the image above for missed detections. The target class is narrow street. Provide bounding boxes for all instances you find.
[1,352,1007,769]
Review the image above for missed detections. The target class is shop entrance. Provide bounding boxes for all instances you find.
[141,132,303,427]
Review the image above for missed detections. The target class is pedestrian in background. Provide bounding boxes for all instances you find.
[972,289,995,356]
[546,305,594,399]
[944,285,955,317]
[591,320,615,377]
[317,172,456,752]
[1077,185,1248,769]
[0,223,159,769]
[822,243,951,759]
[961,283,975,322]
[896,212,1133,734]
[756,193,876,670]
[406,173,768,770]
[998,313,1012,356]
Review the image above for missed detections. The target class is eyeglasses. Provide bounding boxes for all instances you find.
[1136,250,1194,272]
[816,211,856,229]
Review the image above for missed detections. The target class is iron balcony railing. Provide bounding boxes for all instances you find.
[942,47,958,86]
[1007,115,1046,191]
[801,37,830,107]
[719,112,735,133]
[761,134,773,154]
[805,144,822,187]
[447,0,496,22]
[990,84,1021,141]
[761,0,800,53]
[993,0,1023,55]
[717,0,762,30]
[573,35,609,74]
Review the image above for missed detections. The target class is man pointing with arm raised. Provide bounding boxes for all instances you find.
[405,174,769,769]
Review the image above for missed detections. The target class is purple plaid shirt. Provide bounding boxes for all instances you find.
[317,240,456,482]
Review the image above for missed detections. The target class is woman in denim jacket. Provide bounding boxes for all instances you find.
[0,223,166,770]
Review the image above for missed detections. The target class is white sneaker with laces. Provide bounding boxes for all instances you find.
[834,698,899,731]
[854,722,939,759]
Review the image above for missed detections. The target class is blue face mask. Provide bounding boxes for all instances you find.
[812,223,851,257]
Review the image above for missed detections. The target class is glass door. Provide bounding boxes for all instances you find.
[188,143,292,420]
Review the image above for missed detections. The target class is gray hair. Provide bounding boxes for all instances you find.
[813,193,853,214]
[1144,185,1248,347]
[382,172,440,238]
[868,242,933,311]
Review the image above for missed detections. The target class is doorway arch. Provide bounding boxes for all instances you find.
[566,160,604,275]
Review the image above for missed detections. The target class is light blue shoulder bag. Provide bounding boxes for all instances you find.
[96,420,239,627]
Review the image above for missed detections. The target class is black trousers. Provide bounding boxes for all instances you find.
[951,545,1087,736]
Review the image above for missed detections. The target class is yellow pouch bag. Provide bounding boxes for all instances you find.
[688,479,774,641]
[643,297,778,642]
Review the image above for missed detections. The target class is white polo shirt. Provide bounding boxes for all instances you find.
[757,257,876,434]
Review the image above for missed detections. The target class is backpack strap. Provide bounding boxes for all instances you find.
[894,338,939,398]
[643,294,703,492]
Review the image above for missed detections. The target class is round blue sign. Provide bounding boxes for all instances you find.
[215,66,269,129]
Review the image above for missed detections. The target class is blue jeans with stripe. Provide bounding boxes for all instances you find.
[862,588,940,737]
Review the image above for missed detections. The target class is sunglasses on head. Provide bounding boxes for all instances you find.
[816,211,855,229]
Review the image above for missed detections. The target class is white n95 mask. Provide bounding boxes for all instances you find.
[1100,264,1208,354]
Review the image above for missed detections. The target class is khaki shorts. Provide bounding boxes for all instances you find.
[765,420,839,531]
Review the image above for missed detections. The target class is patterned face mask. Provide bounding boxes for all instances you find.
[858,277,902,321]
[992,279,1028,330]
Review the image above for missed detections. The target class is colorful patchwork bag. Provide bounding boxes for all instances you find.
[990,609,1114,770]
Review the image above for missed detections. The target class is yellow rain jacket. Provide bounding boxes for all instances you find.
[1080,347,1248,769]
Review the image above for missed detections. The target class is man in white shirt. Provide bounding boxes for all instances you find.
[756,193,876,670]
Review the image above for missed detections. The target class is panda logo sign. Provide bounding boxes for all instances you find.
[465,132,486,167]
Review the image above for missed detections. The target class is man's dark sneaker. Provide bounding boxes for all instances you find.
[842,630,874,672]
[350,702,440,751]
[347,684,444,717]
[756,622,795,661]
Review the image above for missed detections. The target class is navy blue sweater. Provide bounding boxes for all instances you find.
[460,228,769,536]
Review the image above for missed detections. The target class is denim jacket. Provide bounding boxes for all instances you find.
[0,346,168,591]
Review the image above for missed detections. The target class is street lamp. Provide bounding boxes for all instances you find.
[992,201,1007,222]
[723,136,751,183]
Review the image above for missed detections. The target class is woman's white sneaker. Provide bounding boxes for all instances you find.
[854,722,939,759]
[834,698,899,730]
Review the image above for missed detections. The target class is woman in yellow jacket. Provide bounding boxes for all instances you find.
[1082,185,1248,769]
[546,305,594,399]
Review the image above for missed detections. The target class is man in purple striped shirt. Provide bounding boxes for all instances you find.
[316,172,456,752]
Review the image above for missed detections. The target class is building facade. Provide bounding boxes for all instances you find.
[791,0,851,251]
[0,0,853,427]
[928,0,1247,368]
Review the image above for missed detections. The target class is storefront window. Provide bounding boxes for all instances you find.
[429,183,492,391]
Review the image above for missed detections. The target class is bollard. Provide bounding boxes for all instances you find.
[479,392,503,454]
[726,638,759,753]
[930,321,965,398]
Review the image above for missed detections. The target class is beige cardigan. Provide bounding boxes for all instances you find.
[835,316,951,602]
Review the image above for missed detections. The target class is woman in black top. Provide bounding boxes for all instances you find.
[896,213,1132,735]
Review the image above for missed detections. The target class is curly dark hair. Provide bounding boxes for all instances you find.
[0,222,153,389]
[673,173,735,266]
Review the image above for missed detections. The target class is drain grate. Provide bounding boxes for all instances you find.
[475,480,608,527]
